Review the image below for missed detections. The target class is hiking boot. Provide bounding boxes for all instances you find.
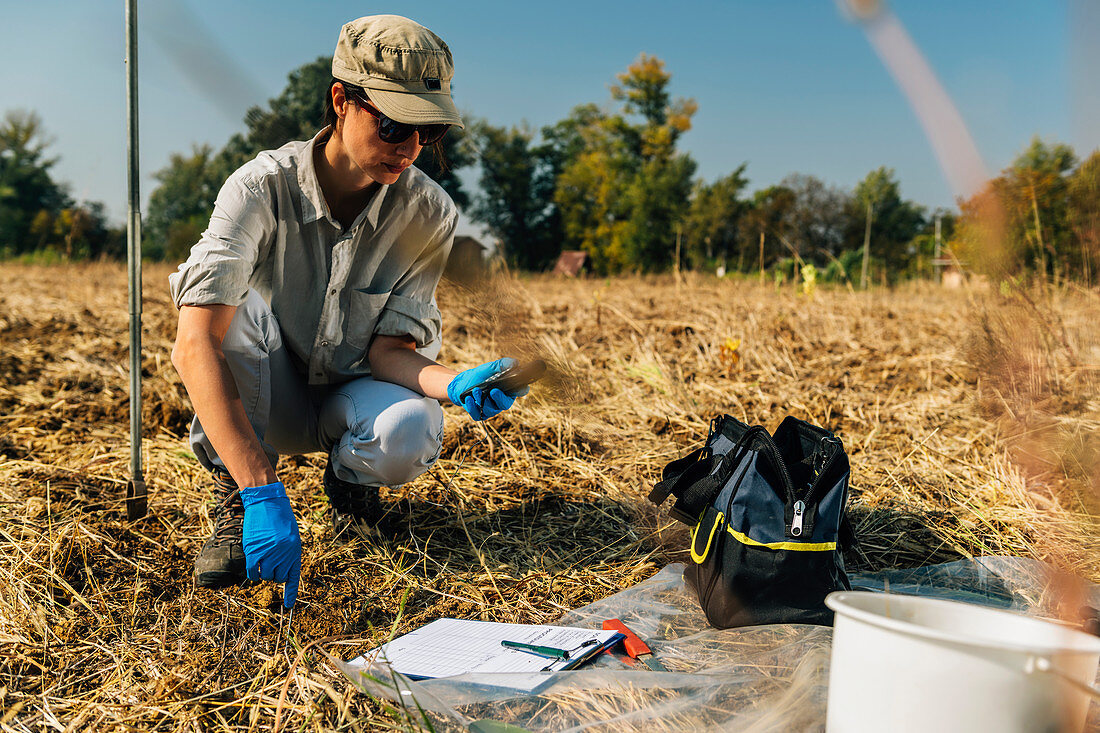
[193,469,248,589]
[323,461,383,526]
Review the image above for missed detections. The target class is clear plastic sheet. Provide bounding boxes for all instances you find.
[338,558,1100,732]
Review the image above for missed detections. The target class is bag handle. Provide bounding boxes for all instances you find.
[669,425,771,525]
[668,460,725,525]
[651,420,811,526]
[648,446,710,506]
[649,416,742,507]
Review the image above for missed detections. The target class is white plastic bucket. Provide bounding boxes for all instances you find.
[825,591,1100,733]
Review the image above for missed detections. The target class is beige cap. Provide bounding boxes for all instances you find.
[332,15,464,129]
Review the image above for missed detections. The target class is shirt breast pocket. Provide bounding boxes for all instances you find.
[346,288,392,350]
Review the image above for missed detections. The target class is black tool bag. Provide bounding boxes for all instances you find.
[649,415,853,628]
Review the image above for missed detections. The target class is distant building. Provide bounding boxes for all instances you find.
[941,265,965,289]
[445,235,488,284]
[933,255,966,289]
[552,250,590,277]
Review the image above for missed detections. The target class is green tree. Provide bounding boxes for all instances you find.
[552,108,635,272]
[953,138,1081,279]
[737,185,796,273]
[241,57,331,153]
[846,167,925,278]
[77,202,125,260]
[145,144,221,261]
[541,104,605,175]
[682,166,748,270]
[1002,137,1076,278]
[553,55,697,273]
[781,173,853,264]
[613,55,697,272]
[467,122,561,270]
[906,209,955,280]
[1066,150,1100,285]
[624,146,696,271]
[0,110,70,254]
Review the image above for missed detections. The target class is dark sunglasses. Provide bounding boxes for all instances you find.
[346,90,450,146]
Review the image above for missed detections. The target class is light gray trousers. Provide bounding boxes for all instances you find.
[189,290,445,487]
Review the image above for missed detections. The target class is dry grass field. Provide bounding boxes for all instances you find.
[0,262,1097,730]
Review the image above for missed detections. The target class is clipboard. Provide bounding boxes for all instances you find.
[348,618,623,681]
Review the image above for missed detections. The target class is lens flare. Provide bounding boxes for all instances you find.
[839,0,988,200]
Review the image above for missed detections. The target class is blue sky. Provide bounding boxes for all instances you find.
[1,1,1095,232]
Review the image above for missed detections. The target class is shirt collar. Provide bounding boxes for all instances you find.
[363,177,389,230]
[297,127,331,225]
[297,126,391,231]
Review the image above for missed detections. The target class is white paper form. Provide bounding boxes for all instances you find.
[352,618,620,680]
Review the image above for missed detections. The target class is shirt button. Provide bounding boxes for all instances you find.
[330,289,336,295]
[321,340,330,347]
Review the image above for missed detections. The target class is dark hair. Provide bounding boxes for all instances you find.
[322,77,449,169]
[324,78,364,130]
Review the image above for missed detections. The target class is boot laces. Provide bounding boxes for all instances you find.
[211,470,245,546]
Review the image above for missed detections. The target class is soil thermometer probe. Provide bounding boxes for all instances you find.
[124,0,147,520]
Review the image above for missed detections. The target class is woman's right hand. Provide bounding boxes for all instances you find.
[240,481,302,609]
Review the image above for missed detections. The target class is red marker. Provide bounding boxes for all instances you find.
[602,619,667,672]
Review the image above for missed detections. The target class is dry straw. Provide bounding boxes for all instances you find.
[0,263,1096,730]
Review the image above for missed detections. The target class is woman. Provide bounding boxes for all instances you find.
[169,15,525,610]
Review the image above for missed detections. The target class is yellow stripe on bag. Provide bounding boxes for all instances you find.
[727,526,836,552]
[690,511,725,564]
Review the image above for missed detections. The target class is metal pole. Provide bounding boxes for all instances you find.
[125,0,147,520]
[758,231,765,285]
[933,214,942,282]
[860,200,874,290]
[674,223,682,287]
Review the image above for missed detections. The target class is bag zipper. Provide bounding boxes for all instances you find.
[754,430,796,506]
[800,435,842,508]
[790,500,806,537]
[789,434,843,538]
[760,428,848,538]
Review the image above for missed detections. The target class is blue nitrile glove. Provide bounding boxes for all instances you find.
[240,481,302,609]
[446,357,530,421]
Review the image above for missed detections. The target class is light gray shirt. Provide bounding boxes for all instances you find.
[168,128,457,385]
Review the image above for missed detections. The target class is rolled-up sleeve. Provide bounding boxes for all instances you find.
[373,203,456,347]
[168,171,275,308]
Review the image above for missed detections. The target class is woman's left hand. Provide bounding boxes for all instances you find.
[446,358,530,421]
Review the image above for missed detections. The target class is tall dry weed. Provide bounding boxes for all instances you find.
[965,285,1100,504]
